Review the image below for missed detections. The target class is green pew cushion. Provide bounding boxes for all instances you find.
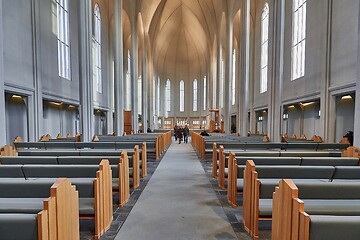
[0,165,25,178]
[0,156,58,165]
[0,198,44,214]
[0,214,38,240]
[309,215,360,240]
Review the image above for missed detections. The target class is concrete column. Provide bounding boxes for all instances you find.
[142,43,148,132]
[130,14,139,133]
[216,43,222,110]
[238,0,251,136]
[223,13,233,134]
[354,0,360,146]
[267,0,285,142]
[0,0,6,145]
[319,0,332,142]
[28,0,43,142]
[113,0,124,136]
[209,50,215,109]
[78,0,94,141]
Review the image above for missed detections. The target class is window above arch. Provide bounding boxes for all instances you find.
[180,80,185,112]
[166,79,171,112]
[193,79,198,112]
[56,0,71,80]
[291,0,307,80]
[260,3,269,93]
[93,4,102,93]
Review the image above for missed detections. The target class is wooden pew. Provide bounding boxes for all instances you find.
[272,179,360,240]
[0,160,113,239]
[0,178,79,240]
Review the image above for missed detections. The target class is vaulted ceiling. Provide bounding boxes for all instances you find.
[123,0,241,81]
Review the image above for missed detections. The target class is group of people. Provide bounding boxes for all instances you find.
[174,125,190,144]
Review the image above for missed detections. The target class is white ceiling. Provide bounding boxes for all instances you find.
[123,0,241,81]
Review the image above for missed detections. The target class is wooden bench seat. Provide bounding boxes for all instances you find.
[0,178,79,240]
[238,162,360,239]
[0,161,112,239]
[272,179,360,240]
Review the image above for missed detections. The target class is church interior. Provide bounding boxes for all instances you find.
[0,0,360,239]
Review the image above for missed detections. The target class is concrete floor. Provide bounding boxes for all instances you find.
[114,141,237,240]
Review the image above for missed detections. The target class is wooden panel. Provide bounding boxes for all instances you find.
[212,143,217,178]
[142,142,147,177]
[227,152,237,208]
[218,146,225,189]
[132,145,140,189]
[124,110,132,135]
[44,197,56,240]
[38,210,49,240]
[243,160,256,233]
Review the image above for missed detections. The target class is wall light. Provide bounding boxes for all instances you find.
[341,95,352,100]
[301,101,315,107]
[283,113,289,120]
[258,116,263,121]
[49,101,62,107]
[11,95,23,99]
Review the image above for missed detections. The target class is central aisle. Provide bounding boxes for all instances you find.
[115,141,237,240]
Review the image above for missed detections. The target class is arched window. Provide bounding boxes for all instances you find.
[157,77,160,115]
[56,0,71,80]
[153,77,156,115]
[232,49,236,104]
[260,3,269,93]
[125,50,131,110]
[94,4,102,93]
[180,80,184,112]
[203,76,207,111]
[165,79,171,112]
[291,0,306,80]
[220,57,224,108]
[193,79,198,112]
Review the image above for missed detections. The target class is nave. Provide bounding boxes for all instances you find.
[113,141,238,240]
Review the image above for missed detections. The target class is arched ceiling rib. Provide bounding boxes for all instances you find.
[123,0,241,81]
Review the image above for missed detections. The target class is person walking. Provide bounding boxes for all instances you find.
[176,126,183,144]
[183,125,189,143]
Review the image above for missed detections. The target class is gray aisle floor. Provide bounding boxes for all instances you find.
[114,141,237,240]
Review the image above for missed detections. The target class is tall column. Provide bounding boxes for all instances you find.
[223,13,233,134]
[142,40,148,132]
[78,0,94,141]
[148,66,154,130]
[113,0,124,136]
[268,0,285,142]
[0,0,6,145]
[238,0,251,136]
[216,43,222,110]
[30,0,43,141]
[354,0,360,147]
[320,0,332,142]
[130,13,139,133]
[209,48,215,109]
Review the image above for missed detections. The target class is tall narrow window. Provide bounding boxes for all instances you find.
[291,0,306,80]
[166,79,171,112]
[232,49,236,105]
[157,77,160,115]
[220,57,224,108]
[57,0,71,80]
[138,76,142,114]
[260,3,269,93]
[94,4,102,93]
[203,76,207,111]
[126,50,131,110]
[153,77,156,115]
[180,80,185,112]
[193,79,198,112]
